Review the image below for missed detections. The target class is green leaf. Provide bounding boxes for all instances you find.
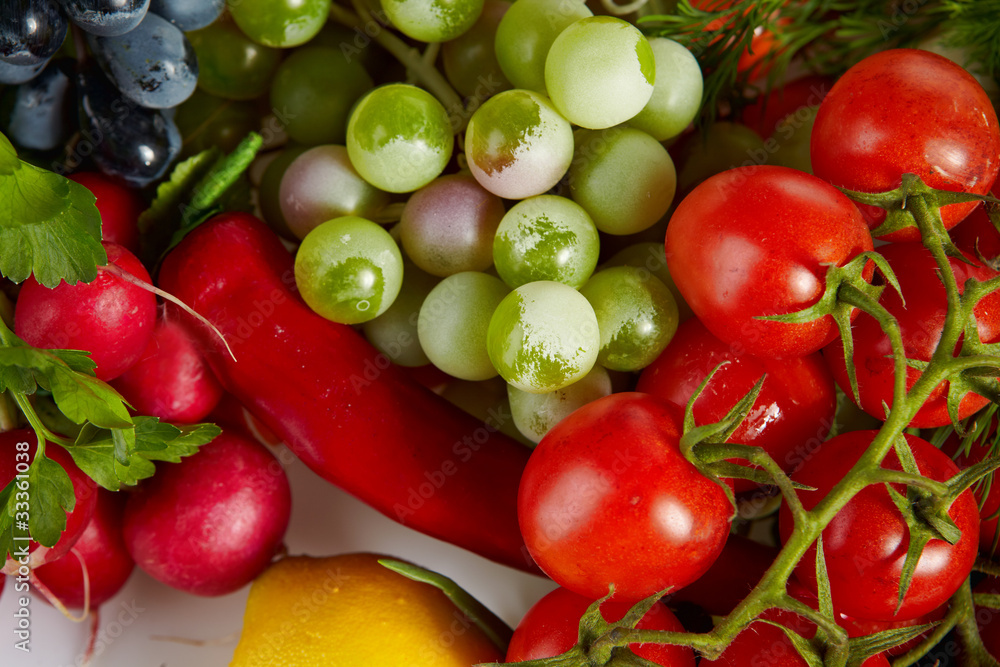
[815,536,835,622]
[0,479,17,561]
[759,620,824,667]
[886,484,935,614]
[0,133,106,287]
[137,147,221,265]
[64,419,221,491]
[27,453,75,547]
[846,624,937,666]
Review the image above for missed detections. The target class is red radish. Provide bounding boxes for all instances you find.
[68,172,144,253]
[1,430,98,573]
[122,429,292,596]
[14,242,157,381]
[112,317,224,423]
[32,488,134,609]
[209,393,283,448]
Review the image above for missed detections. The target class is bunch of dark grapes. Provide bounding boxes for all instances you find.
[0,0,223,186]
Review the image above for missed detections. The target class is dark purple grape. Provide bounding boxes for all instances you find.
[87,11,197,109]
[58,0,149,37]
[148,0,223,32]
[1,59,74,151]
[0,57,48,84]
[0,0,68,67]
[76,66,180,187]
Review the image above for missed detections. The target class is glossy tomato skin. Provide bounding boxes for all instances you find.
[778,431,980,622]
[824,243,1000,427]
[811,49,1000,242]
[506,586,695,665]
[665,165,874,359]
[518,392,733,602]
[637,317,836,493]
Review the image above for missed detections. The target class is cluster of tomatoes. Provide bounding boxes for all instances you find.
[503,47,1000,665]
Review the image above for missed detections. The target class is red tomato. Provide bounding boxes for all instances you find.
[637,317,836,493]
[506,586,695,665]
[811,49,1000,242]
[68,172,145,253]
[823,243,1000,427]
[665,165,874,359]
[778,431,980,622]
[518,393,733,602]
[941,428,1000,557]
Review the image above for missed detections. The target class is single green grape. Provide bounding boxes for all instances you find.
[603,242,693,322]
[229,0,331,48]
[441,0,512,101]
[544,16,654,129]
[269,46,374,146]
[487,281,599,393]
[507,365,611,444]
[579,266,678,372]
[382,0,484,43]
[674,121,767,193]
[187,18,281,100]
[628,37,704,142]
[347,84,454,193]
[259,145,310,239]
[174,90,261,158]
[568,127,676,235]
[769,105,819,174]
[295,216,404,324]
[418,272,510,380]
[493,195,599,288]
[493,0,592,94]
[464,88,573,199]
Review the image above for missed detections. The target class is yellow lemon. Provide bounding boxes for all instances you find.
[230,553,504,666]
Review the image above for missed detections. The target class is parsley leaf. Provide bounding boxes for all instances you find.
[67,418,221,491]
[27,453,75,548]
[0,320,131,428]
[0,132,106,288]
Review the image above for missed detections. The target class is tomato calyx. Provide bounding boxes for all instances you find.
[487,587,674,667]
[837,172,1000,253]
[758,251,898,406]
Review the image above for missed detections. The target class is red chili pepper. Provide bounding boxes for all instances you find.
[158,212,538,574]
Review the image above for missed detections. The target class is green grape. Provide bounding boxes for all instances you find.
[418,271,510,380]
[280,145,391,240]
[568,127,675,235]
[769,106,819,174]
[544,16,654,130]
[487,281,599,393]
[382,0,484,43]
[441,0,512,101]
[187,18,282,101]
[494,0,591,94]
[400,172,505,277]
[603,242,693,322]
[507,364,611,444]
[464,88,573,199]
[259,145,309,239]
[628,37,703,142]
[363,261,439,367]
[493,194,599,288]
[295,216,404,324]
[174,90,261,158]
[347,84,454,193]
[674,121,766,193]
[229,0,331,48]
[269,46,374,146]
[579,266,678,372]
